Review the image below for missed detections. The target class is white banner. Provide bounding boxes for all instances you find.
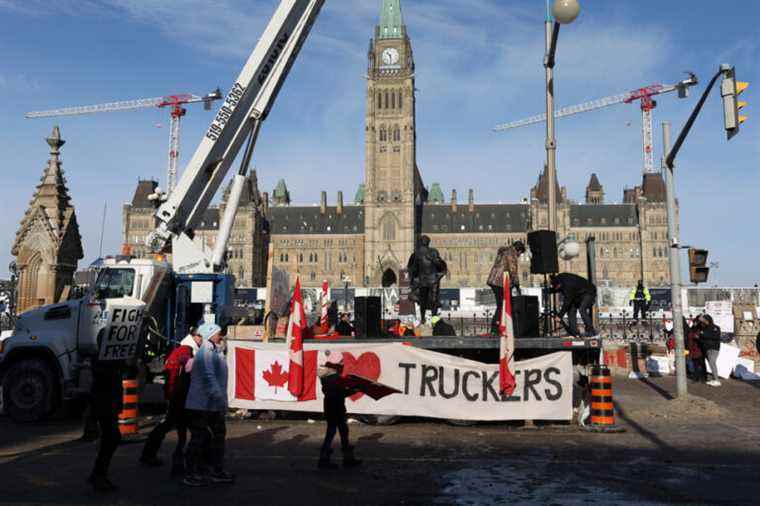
[228,341,573,421]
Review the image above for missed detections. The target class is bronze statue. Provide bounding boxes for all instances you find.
[406,235,447,324]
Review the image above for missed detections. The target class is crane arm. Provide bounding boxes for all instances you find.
[24,93,216,119]
[148,0,325,256]
[493,92,631,132]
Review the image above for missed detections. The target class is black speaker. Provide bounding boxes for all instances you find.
[354,296,381,338]
[528,230,559,274]
[512,295,539,338]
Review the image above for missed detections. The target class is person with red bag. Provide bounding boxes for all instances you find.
[139,327,202,476]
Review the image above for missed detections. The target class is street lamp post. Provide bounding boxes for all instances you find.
[544,0,580,231]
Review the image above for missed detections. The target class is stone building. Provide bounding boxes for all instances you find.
[124,0,674,290]
[12,126,83,313]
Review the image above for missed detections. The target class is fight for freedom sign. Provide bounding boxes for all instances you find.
[98,302,146,361]
[228,342,573,421]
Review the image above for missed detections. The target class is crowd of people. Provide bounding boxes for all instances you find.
[667,314,724,387]
[87,321,363,493]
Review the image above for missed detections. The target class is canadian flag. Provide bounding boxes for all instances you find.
[499,272,517,396]
[319,279,330,333]
[234,348,317,402]
[286,278,306,397]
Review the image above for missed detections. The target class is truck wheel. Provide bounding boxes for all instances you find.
[2,359,57,422]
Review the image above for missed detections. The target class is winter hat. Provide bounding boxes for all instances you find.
[198,323,222,341]
[325,350,344,366]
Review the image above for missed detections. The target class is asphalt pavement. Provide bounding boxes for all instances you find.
[1,376,759,506]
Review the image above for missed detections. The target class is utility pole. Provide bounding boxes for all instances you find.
[544,9,557,232]
[662,121,687,397]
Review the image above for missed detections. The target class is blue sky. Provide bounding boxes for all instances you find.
[0,0,757,285]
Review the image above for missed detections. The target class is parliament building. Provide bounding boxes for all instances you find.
[123,0,673,291]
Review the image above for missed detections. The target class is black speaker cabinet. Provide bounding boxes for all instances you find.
[354,296,381,338]
[512,295,539,338]
[528,230,559,274]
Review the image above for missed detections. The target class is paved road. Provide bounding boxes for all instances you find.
[1,377,759,505]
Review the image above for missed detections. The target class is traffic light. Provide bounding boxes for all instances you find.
[721,65,748,140]
[688,248,709,284]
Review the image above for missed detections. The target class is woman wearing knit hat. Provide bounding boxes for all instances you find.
[183,323,234,486]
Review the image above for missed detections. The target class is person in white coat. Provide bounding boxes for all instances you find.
[183,323,234,486]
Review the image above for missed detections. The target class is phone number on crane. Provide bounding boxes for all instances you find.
[206,82,247,142]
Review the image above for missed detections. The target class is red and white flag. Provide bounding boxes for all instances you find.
[234,348,317,402]
[499,272,517,396]
[286,278,306,397]
[319,279,330,333]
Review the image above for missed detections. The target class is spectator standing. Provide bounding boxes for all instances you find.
[317,352,362,470]
[183,323,234,486]
[697,314,722,387]
[628,280,651,321]
[335,313,355,336]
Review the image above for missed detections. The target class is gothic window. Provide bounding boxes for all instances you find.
[299,253,304,263]
[398,90,403,110]
[379,126,387,142]
[382,214,398,241]
[314,253,318,263]
[377,91,382,109]
[391,91,395,109]
[385,91,389,109]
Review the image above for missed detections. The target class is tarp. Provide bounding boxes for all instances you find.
[227,341,573,421]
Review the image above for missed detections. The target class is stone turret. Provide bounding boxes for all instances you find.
[12,126,83,312]
[585,173,604,204]
[428,183,444,204]
[272,179,291,206]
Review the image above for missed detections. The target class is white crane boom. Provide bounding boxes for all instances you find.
[493,74,698,174]
[147,0,325,273]
[25,94,205,119]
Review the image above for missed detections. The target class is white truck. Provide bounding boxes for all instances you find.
[1,0,325,421]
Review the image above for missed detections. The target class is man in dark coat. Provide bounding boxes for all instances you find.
[88,360,124,492]
[407,235,447,324]
[550,273,598,337]
[697,314,722,386]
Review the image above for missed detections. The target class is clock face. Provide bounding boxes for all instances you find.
[381,47,400,65]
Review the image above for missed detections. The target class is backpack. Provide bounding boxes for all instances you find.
[163,345,193,401]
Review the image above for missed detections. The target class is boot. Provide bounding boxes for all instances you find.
[318,449,339,470]
[342,445,362,469]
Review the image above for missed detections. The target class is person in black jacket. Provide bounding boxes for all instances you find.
[317,352,362,470]
[550,273,598,337]
[87,360,124,492]
[697,314,722,387]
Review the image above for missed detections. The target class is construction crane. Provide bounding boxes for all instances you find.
[25,89,222,194]
[493,74,699,174]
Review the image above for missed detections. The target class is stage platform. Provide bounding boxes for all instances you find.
[305,335,601,351]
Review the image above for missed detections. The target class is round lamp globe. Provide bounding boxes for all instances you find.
[552,0,581,24]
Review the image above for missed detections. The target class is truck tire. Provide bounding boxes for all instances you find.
[2,358,58,422]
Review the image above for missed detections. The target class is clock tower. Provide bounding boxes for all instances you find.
[364,0,423,286]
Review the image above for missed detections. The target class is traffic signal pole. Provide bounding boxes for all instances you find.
[662,122,688,398]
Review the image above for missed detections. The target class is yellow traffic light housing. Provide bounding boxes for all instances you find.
[688,248,709,284]
[722,66,748,140]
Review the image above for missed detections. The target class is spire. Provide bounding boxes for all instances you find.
[12,125,82,258]
[378,0,404,40]
[272,179,290,206]
[354,183,366,205]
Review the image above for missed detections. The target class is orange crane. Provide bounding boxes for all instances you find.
[25,89,222,195]
[494,74,698,174]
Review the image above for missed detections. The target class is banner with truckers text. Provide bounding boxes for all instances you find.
[227,341,572,421]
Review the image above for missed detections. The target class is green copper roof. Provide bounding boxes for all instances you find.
[429,183,444,204]
[354,184,366,204]
[273,179,288,198]
[378,0,404,40]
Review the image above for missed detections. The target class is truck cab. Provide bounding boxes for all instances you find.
[0,257,169,421]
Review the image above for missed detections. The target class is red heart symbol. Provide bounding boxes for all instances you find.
[341,352,381,401]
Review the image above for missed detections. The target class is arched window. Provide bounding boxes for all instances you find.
[385,91,389,109]
[398,90,403,110]
[381,214,398,241]
[377,91,382,109]
[379,126,387,142]
[393,126,401,142]
[299,253,304,263]
[314,253,318,263]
